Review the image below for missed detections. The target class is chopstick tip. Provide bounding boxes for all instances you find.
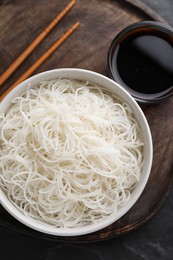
[76,21,80,27]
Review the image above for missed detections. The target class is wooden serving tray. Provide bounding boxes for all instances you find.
[0,0,172,242]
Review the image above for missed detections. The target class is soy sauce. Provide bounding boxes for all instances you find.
[108,22,173,102]
[112,32,173,96]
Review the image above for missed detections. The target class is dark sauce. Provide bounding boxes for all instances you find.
[112,32,173,97]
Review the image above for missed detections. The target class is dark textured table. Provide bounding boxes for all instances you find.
[0,1,173,259]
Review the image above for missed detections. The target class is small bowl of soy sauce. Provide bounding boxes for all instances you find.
[108,21,173,103]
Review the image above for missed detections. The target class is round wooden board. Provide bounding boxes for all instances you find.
[0,0,173,242]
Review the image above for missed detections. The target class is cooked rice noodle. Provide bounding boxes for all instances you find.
[0,79,143,228]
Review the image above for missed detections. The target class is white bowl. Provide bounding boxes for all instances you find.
[0,68,153,236]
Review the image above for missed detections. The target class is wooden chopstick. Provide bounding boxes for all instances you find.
[0,0,76,86]
[0,22,80,102]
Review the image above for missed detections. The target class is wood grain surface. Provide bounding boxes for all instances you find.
[0,0,173,242]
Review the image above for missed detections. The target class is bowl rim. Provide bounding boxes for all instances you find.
[0,68,153,236]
